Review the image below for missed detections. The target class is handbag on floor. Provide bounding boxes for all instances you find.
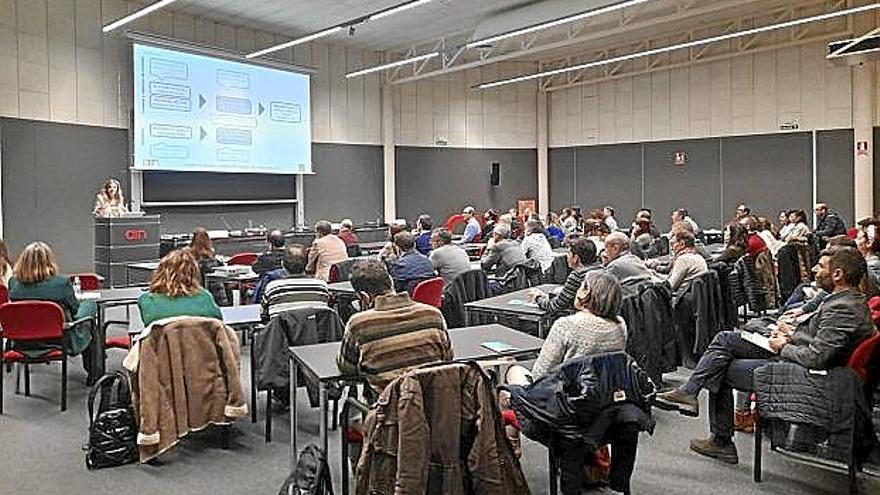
[279,444,334,495]
[84,370,138,469]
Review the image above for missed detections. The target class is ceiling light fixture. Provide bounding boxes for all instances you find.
[247,0,437,59]
[102,0,180,33]
[346,52,438,78]
[466,0,654,49]
[477,3,880,89]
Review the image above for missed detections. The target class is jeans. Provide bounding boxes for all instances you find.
[679,331,775,440]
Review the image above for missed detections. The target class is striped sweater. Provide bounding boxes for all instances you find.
[337,292,452,393]
[260,275,330,320]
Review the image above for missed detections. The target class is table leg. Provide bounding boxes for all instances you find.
[250,333,257,423]
[290,357,298,470]
[465,309,471,326]
[538,317,547,339]
[319,383,328,455]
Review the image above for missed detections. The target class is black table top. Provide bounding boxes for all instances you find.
[288,323,544,381]
[463,284,560,317]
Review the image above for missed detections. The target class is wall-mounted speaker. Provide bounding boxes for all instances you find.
[490,162,500,186]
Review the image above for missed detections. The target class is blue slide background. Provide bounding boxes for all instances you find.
[133,44,311,174]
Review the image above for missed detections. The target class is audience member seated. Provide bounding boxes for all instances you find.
[527,237,602,314]
[0,239,12,286]
[734,203,750,222]
[856,226,880,273]
[336,260,452,395]
[336,218,361,257]
[603,205,619,232]
[414,214,433,255]
[428,228,471,285]
[306,220,348,282]
[260,245,329,321]
[545,212,565,243]
[656,246,874,465]
[189,227,221,279]
[814,202,847,243]
[740,216,769,257]
[662,231,709,297]
[480,223,527,277]
[520,219,555,273]
[584,218,611,253]
[755,216,784,256]
[482,209,500,240]
[671,208,701,236]
[777,210,792,239]
[647,221,711,274]
[460,206,482,244]
[8,241,98,376]
[602,232,653,285]
[377,220,407,263]
[777,235,856,314]
[137,249,223,327]
[253,230,286,276]
[561,207,580,235]
[389,231,436,295]
[714,223,748,263]
[781,209,811,242]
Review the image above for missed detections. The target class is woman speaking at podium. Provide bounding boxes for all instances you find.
[93,179,129,217]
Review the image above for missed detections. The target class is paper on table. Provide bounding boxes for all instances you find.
[741,331,777,353]
[508,299,539,308]
[481,341,517,353]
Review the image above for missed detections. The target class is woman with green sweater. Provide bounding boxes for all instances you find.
[8,242,97,375]
[138,249,223,326]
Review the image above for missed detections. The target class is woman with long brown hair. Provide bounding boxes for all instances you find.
[93,178,129,218]
[8,242,97,373]
[137,249,222,326]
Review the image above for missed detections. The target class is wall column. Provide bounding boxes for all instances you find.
[382,84,396,222]
[537,90,549,218]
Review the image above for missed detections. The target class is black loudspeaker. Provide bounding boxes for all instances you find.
[490,162,500,186]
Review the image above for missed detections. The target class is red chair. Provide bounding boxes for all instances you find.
[0,301,93,413]
[228,252,259,266]
[412,277,444,308]
[0,286,8,306]
[68,273,104,291]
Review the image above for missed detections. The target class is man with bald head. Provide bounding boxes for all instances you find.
[603,232,653,285]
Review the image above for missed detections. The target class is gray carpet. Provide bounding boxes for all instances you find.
[1,310,877,494]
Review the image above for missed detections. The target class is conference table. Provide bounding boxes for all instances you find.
[287,323,545,470]
[463,284,561,338]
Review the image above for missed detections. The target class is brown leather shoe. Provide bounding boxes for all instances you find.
[690,437,739,464]
[734,409,756,433]
[655,389,699,417]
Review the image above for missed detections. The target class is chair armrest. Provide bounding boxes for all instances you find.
[63,315,96,330]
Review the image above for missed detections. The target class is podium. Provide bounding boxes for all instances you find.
[94,215,161,288]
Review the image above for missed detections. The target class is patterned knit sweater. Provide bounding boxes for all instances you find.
[531,311,627,379]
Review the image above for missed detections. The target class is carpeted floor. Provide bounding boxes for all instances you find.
[1,311,877,494]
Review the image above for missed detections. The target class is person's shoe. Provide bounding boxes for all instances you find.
[734,409,756,433]
[655,389,699,417]
[689,437,739,464]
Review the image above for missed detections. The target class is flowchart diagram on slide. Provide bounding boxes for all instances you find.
[134,44,312,173]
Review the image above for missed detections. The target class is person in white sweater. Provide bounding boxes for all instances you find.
[520,218,555,273]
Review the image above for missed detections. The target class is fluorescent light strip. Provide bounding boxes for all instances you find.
[346,52,438,78]
[102,0,180,33]
[370,0,434,21]
[466,0,653,49]
[246,27,343,59]
[478,3,880,89]
[247,0,436,59]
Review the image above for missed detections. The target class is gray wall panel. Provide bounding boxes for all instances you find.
[721,132,812,223]
[1,118,129,272]
[303,143,384,225]
[549,148,574,211]
[816,129,854,225]
[643,138,721,230]
[574,144,642,222]
[396,147,537,225]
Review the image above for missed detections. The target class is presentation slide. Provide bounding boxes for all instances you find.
[133,44,311,174]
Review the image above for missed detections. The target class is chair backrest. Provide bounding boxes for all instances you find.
[69,273,104,290]
[228,252,259,266]
[0,301,65,341]
[329,258,359,284]
[412,277,444,308]
[0,285,8,306]
[847,332,880,382]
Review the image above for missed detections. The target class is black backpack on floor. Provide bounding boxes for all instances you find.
[85,370,138,469]
[279,445,333,495]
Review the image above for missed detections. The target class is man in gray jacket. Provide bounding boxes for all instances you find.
[602,232,653,285]
[480,223,526,276]
[656,246,874,465]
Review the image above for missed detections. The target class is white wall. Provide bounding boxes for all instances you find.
[391,61,539,149]
[0,0,383,144]
[548,41,855,147]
